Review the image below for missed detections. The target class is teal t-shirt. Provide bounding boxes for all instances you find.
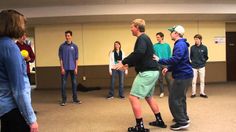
[153,42,171,59]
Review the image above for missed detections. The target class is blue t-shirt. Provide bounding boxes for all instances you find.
[58,42,78,70]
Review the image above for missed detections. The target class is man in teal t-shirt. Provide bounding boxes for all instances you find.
[153,32,172,98]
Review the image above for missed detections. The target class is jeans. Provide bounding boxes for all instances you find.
[108,69,124,97]
[157,66,172,93]
[61,70,78,102]
[168,78,192,124]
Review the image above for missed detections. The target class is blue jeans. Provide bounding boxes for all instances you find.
[61,70,78,102]
[108,69,124,97]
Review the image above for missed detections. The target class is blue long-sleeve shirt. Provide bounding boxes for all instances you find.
[0,37,36,124]
[158,38,193,79]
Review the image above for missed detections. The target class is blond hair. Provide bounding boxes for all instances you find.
[131,19,146,32]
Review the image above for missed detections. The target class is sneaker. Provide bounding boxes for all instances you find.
[60,102,66,106]
[172,119,191,123]
[128,126,149,132]
[200,94,208,98]
[119,95,125,99]
[149,120,167,128]
[106,95,114,99]
[159,93,164,98]
[73,100,82,104]
[170,123,189,131]
[190,94,196,98]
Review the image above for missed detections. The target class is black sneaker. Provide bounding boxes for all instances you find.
[170,123,189,131]
[200,94,208,98]
[190,94,196,98]
[149,120,167,128]
[172,119,191,123]
[119,95,125,99]
[73,100,82,104]
[128,126,149,132]
[106,95,114,99]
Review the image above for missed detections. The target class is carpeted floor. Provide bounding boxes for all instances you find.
[8,82,236,132]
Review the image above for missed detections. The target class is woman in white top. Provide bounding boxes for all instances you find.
[107,41,127,99]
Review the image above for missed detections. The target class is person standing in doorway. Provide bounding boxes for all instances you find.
[190,34,209,98]
[155,25,193,131]
[107,41,127,99]
[153,32,172,98]
[0,9,38,132]
[115,19,167,132]
[58,30,81,106]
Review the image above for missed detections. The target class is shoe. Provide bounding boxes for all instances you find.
[159,93,164,98]
[60,102,66,106]
[190,94,196,98]
[34,111,38,114]
[172,119,191,123]
[128,126,149,132]
[200,94,208,98]
[119,95,125,99]
[170,123,189,131]
[106,95,114,99]
[73,100,82,104]
[149,120,167,128]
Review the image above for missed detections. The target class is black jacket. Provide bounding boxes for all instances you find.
[190,44,208,68]
[122,34,159,73]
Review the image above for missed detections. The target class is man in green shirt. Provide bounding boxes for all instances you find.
[153,32,172,98]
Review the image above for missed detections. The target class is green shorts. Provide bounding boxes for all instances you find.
[130,71,159,99]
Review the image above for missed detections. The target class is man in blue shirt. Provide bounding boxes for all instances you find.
[58,30,81,106]
[155,25,193,131]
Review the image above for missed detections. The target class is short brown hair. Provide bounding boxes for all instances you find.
[194,34,202,40]
[0,9,26,38]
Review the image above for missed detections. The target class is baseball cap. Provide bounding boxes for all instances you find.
[168,25,185,35]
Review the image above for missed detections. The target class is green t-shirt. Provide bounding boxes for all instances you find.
[153,42,171,59]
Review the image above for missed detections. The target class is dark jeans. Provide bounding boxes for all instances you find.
[61,70,78,102]
[1,108,30,132]
[157,66,171,93]
[108,69,124,97]
[168,78,192,124]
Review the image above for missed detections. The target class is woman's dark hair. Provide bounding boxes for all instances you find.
[0,9,26,38]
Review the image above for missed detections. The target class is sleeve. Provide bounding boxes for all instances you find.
[159,43,185,66]
[5,46,36,125]
[122,38,146,66]
[58,45,62,60]
[190,46,193,61]
[75,45,78,60]
[204,46,208,61]
[109,51,114,74]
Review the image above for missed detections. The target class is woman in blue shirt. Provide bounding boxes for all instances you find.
[0,9,38,132]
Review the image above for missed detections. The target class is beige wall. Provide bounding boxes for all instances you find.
[35,21,226,67]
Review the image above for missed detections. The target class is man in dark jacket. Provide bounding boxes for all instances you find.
[155,25,193,131]
[115,19,167,132]
[190,34,208,98]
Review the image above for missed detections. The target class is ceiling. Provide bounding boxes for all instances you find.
[1,0,236,8]
[1,0,236,26]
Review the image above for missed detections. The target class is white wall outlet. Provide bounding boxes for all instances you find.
[83,76,86,81]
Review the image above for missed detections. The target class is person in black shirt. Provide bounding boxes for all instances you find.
[114,19,166,132]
